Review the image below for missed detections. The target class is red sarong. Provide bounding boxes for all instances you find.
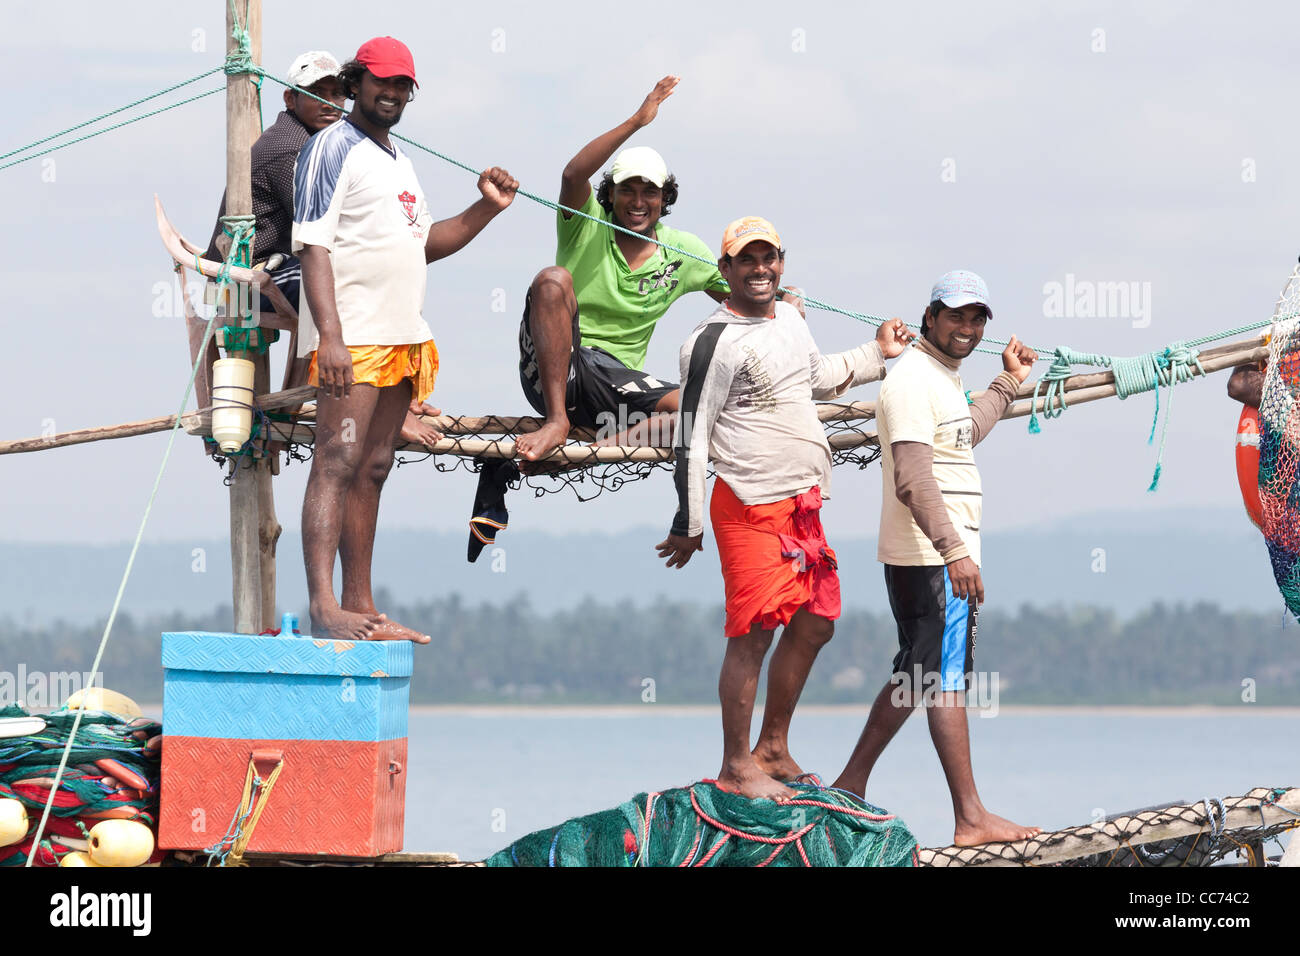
[710,478,841,638]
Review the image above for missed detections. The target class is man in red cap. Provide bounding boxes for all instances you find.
[293,36,519,642]
[657,217,911,801]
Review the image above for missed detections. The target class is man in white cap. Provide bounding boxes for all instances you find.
[512,76,729,463]
[832,271,1044,846]
[203,50,346,312]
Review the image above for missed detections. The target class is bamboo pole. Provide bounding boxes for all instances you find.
[917,786,1299,868]
[1004,344,1268,421]
[227,0,262,635]
[0,337,1269,458]
[0,386,313,457]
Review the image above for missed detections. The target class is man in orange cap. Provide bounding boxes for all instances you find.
[294,36,519,641]
[657,217,912,801]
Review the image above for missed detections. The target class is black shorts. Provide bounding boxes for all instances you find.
[517,288,677,432]
[884,564,978,693]
[253,255,300,317]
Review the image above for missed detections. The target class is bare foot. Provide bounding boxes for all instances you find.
[717,761,795,802]
[368,617,432,645]
[399,411,444,451]
[953,811,1042,847]
[515,419,570,462]
[751,744,805,784]
[310,604,383,641]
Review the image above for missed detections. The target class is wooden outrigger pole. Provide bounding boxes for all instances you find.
[224,0,278,635]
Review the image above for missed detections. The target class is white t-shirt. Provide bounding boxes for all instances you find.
[877,347,982,566]
[671,301,886,538]
[291,119,433,357]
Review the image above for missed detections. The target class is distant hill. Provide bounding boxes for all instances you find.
[0,506,1285,626]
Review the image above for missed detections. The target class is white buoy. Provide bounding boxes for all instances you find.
[0,798,28,847]
[211,357,256,453]
[1281,834,1300,867]
[88,820,155,867]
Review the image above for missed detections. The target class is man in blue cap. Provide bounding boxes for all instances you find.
[832,271,1043,846]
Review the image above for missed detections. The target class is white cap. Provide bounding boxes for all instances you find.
[286,51,342,91]
[610,146,669,188]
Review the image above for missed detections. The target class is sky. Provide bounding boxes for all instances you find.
[2,1,1297,575]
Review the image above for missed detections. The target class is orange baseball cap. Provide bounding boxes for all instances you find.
[721,217,781,257]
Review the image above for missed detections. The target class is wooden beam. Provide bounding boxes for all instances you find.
[0,386,314,456]
[1004,344,1269,421]
[0,336,1269,459]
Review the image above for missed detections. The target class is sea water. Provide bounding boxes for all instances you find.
[403,707,1299,862]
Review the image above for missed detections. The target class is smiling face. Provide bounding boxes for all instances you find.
[719,240,785,317]
[610,177,663,235]
[926,303,988,360]
[353,70,414,129]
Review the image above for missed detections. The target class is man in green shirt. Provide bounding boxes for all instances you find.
[514,75,729,461]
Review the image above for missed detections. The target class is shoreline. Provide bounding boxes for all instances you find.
[126,702,1300,719]
[404,704,1300,718]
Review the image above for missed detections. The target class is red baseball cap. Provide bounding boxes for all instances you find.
[355,36,418,88]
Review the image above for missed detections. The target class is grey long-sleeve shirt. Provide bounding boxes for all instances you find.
[671,301,886,538]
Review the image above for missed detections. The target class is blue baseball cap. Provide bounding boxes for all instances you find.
[930,270,992,318]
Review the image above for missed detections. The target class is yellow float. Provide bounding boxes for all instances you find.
[87,819,155,867]
[63,688,143,719]
[0,798,27,847]
[59,851,104,868]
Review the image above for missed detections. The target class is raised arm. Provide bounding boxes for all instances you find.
[970,335,1037,445]
[559,76,679,215]
[425,167,518,263]
[808,317,912,399]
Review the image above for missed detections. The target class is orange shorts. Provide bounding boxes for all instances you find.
[308,340,439,403]
[710,478,840,638]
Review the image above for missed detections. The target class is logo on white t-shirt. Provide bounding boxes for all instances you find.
[398,190,418,225]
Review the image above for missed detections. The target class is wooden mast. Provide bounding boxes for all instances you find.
[225,0,276,635]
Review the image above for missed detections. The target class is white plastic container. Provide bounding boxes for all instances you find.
[211,357,255,453]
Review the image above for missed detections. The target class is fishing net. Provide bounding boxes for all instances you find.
[0,704,161,866]
[1259,309,1300,619]
[920,788,1298,867]
[486,780,917,867]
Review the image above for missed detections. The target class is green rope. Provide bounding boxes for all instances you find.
[0,86,224,172]
[24,214,251,866]
[1027,342,1206,490]
[224,0,255,77]
[0,69,221,164]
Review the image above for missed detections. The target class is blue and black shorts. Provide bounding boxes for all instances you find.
[883,564,978,693]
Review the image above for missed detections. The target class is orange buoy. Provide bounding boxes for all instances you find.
[1236,405,1264,530]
